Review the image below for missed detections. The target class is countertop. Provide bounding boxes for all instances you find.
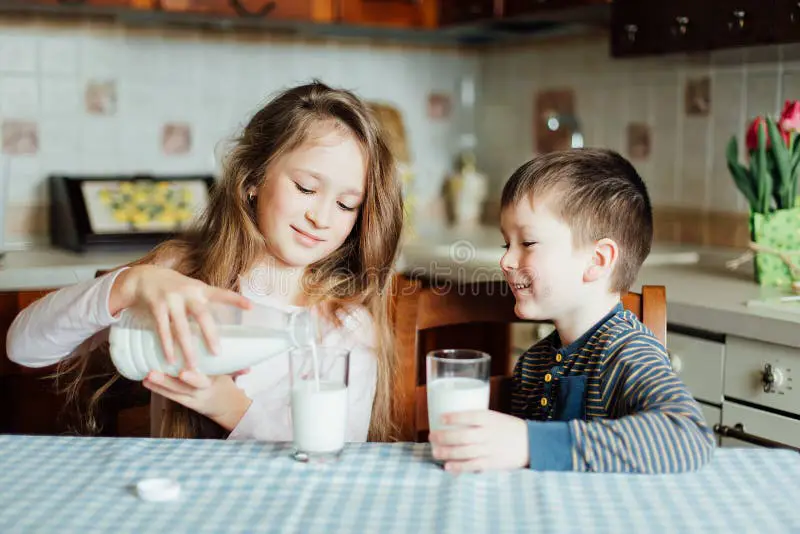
[400,225,799,349]
[0,226,797,348]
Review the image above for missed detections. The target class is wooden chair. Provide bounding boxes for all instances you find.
[390,275,667,442]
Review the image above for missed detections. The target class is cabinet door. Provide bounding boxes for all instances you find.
[19,0,130,7]
[610,0,657,57]
[655,0,712,54]
[708,0,776,49]
[155,0,334,21]
[339,0,437,29]
[775,0,800,43]
[504,0,607,17]
[612,0,711,57]
[438,0,495,26]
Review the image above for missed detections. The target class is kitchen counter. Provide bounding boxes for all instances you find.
[0,248,143,290]
[400,225,800,349]
[0,226,797,348]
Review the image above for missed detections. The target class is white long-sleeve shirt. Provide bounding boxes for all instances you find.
[6,268,378,442]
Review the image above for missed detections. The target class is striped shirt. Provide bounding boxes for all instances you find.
[512,303,716,473]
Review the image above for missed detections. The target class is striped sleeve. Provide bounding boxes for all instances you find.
[566,337,716,473]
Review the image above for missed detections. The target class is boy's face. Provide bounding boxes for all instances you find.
[499,195,594,321]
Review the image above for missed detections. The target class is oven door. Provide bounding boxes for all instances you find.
[716,401,800,452]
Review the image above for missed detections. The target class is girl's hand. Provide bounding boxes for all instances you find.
[143,369,253,431]
[111,265,252,369]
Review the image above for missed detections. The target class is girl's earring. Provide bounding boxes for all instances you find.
[248,191,255,203]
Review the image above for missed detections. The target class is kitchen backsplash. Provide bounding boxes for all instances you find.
[0,17,478,247]
[3,19,796,250]
[476,33,800,248]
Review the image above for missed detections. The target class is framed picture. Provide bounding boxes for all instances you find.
[81,179,209,234]
[49,175,215,252]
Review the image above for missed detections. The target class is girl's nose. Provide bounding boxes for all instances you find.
[306,202,332,229]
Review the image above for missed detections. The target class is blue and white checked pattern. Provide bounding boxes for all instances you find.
[1,435,799,533]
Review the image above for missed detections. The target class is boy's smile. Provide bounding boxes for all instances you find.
[500,194,590,322]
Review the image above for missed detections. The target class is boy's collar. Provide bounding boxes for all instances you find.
[555,302,623,353]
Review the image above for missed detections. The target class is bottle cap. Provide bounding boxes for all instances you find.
[136,478,181,502]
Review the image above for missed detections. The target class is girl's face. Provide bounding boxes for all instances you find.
[255,122,366,269]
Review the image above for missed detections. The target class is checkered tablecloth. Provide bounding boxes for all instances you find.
[1,434,799,533]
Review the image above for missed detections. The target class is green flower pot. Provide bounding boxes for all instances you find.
[750,207,800,287]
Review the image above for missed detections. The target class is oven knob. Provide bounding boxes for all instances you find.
[762,363,785,393]
[668,351,683,374]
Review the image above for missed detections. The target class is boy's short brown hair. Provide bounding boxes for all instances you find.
[501,148,652,292]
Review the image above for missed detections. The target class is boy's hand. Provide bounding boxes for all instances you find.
[143,369,252,431]
[429,410,530,473]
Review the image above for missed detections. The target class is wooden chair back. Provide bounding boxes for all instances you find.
[390,275,666,442]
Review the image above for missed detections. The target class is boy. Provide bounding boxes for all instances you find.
[429,149,715,474]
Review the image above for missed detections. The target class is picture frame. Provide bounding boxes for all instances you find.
[49,174,215,253]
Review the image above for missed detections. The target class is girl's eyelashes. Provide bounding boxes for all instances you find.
[501,243,510,250]
[337,202,357,212]
[294,182,315,194]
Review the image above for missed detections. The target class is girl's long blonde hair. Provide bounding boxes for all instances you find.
[57,81,404,442]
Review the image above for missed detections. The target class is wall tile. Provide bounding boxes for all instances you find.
[648,79,680,206]
[745,68,779,123]
[0,35,37,73]
[41,77,81,116]
[710,69,746,213]
[40,36,78,75]
[0,75,39,116]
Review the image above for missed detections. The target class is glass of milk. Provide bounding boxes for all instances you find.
[426,349,491,432]
[289,346,350,463]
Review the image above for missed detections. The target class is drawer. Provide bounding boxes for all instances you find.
[667,332,724,404]
[719,401,800,450]
[699,402,721,427]
[699,403,721,447]
[724,336,799,414]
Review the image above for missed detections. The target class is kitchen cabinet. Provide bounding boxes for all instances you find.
[708,1,775,49]
[613,0,800,58]
[1,287,150,438]
[504,0,608,17]
[133,0,335,22]
[338,0,437,29]
[438,0,496,26]
[15,0,130,7]
[775,0,800,43]
[610,0,659,57]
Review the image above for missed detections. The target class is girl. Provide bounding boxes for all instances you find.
[7,81,404,442]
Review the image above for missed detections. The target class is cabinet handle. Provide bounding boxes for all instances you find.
[714,423,800,453]
[667,351,683,374]
[729,9,746,32]
[229,0,276,18]
[57,0,87,4]
[623,23,638,43]
[672,16,690,37]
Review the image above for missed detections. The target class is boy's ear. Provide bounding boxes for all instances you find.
[584,238,619,284]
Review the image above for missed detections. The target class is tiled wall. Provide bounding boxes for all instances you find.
[0,18,478,247]
[475,33,800,247]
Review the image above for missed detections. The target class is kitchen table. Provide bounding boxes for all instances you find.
[1,435,798,533]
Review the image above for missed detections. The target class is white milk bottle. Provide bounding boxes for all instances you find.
[109,300,317,381]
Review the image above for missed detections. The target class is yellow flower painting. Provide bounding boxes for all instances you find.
[81,180,209,235]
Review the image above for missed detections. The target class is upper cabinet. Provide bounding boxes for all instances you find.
[132,0,335,22]
[612,0,800,57]
[20,0,131,7]
[438,0,495,26]
[504,0,608,17]
[338,0,437,29]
